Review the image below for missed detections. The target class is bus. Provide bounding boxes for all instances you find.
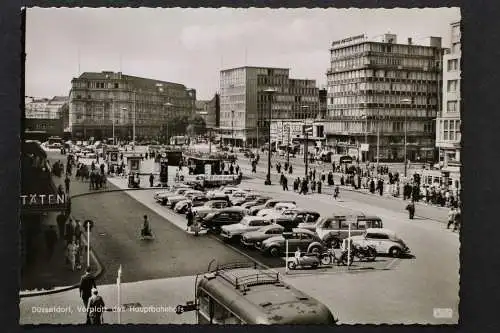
[178,262,338,325]
[170,135,189,146]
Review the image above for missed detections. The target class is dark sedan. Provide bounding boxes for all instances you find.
[201,207,247,233]
[257,228,326,257]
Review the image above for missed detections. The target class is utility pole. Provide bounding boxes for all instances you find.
[264,89,276,185]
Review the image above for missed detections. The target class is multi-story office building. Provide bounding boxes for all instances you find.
[219,66,319,147]
[24,96,68,138]
[69,71,196,140]
[326,33,443,162]
[436,21,461,170]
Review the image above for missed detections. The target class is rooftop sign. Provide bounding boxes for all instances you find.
[331,34,367,48]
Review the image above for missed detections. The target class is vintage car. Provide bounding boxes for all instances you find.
[257,228,326,257]
[349,228,410,258]
[248,199,297,216]
[174,194,209,214]
[220,216,272,241]
[257,202,298,218]
[192,200,232,219]
[154,187,192,204]
[240,224,285,247]
[201,207,247,233]
[206,186,244,199]
[241,196,273,210]
[315,215,383,248]
[165,190,204,209]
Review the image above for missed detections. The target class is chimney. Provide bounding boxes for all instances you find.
[408,38,412,45]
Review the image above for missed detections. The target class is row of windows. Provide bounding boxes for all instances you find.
[72,92,193,107]
[329,82,437,94]
[331,56,437,71]
[326,120,434,134]
[438,119,461,142]
[326,108,437,118]
[332,43,436,58]
[447,100,459,112]
[328,69,438,82]
[330,95,436,105]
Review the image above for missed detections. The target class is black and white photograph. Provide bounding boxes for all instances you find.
[19,6,461,325]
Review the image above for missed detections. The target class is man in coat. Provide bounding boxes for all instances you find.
[79,267,97,310]
[405,200,416,220]
[87,288,105,325]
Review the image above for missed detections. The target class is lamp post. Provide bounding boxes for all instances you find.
[285,124,291,165]
[264,88,276,185]
[376,110,380,173]
[361,114,368,162]
[301,106,310,178]
[401,98,412,177]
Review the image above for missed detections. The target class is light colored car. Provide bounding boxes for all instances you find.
[249,199,297,216]
[220,216,272,241]
[257,228,325,257]
[154,187,191,203]
[257,202,297,218]
[192,200,231,219]
[166,190,203,208]
[206,186,244,199]
[174,194,208,213]
[349,228,410,258]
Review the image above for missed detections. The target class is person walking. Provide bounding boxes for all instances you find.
[333,185,340,200]
[149,173,154,187]
[64,175,71,194]
[288,165,293,174]
[79,267,97,310]
[186,205,194,231]
[87,288,105,325]
[317,180,322,194]
[377,178,384,196]
[282,175,289,191]
[44,225,58,261]
[447,207,457,229]
[405,200,416,220]
[453,207,461,232]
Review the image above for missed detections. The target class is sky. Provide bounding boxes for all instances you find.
[26,7,460,100]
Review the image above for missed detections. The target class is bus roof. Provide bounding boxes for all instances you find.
[198,265,336,324]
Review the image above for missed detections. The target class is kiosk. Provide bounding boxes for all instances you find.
[106,146,120,171]
[126,153,142,174]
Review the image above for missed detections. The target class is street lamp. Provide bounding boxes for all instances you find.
[361,114,368,163]
[264,88,276,185]
[401,98,412,177]
[301,105,310,178]
[284,124,291,165]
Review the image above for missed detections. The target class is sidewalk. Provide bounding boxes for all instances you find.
[20,167,102,296]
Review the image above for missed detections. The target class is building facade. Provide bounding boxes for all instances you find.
[195,93,220,129]
[24,96,68,139]
[436,21,461,170]
[219,66,319,147]
[69,71,196,140]
[325,34,443,162]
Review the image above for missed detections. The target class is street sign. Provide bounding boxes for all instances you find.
[303,125,313,134]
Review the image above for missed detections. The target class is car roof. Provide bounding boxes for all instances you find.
[366,228,395,235]
[242,216,268,221]
[220,207,246,212]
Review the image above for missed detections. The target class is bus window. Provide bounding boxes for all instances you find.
[212,300,242,324]
[357,220,367,230]
[339,219,350,229]
[198,289,211,321]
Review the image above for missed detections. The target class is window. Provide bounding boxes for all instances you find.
[447,59,458,71]
[447,80,458,92]
[447,101,458,112]
[367,233,389,240]
[212,298,242,324]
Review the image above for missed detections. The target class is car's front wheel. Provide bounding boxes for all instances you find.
[268,246,281,257]
[389,247,402,258]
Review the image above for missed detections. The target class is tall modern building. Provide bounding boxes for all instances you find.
[436,21,461,170]
[219,66,319,147]
[325,34,443,162]
[69,71,196,140]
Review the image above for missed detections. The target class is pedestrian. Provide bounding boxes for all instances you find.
[44,225,58,261]
[186,205,194,231]
[447,207,457,229]
[334,185,340,200]
[149,173,154,187]
[79,267,97,310]
[289,165,293,174]
[74,239,82,270]
[377,178,384,196]
[317,180,322,194]
[453,207,461,231]
[87,288,105,325]
[405,200,415,219]
[56,213,66,241]
[369,179,375,194]
[282,175,289,191]
[64,175,71,193]
[74,220,83,243]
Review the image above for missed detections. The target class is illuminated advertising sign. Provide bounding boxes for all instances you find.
[331,34,366,48]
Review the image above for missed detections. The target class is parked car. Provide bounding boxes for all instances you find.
[231,192,262,206]
[257,202,297,217]
[201,207,247,233]
[220,216,272,241]
[166,190,204,209]
[349,228,410,258]
[192,200,231,219]
[174,194,209,214]
[241,224,285,247]
[154,187,191,203]
[257,228,325,257]
[315,215,383,248]
[241,196,272,210]
[228,190,250,204]
[248,199,297,216]
[206,186,244,199]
